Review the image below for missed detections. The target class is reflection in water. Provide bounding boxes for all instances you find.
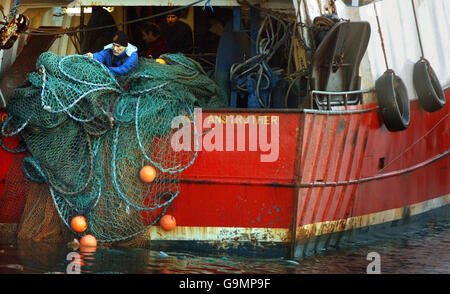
[0,219,448,274]
[16,240,67,273]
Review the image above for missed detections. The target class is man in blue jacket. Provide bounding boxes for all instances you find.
[85,31,138,76]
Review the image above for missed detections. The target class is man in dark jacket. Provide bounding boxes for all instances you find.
[160,11,193,54]
[85,31,138,76]
[140,22,169,59]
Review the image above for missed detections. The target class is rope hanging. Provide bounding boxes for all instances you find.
[21,0,208,36]
[410,0,425,59]
[8,0,21,19]
[373,1,390,71]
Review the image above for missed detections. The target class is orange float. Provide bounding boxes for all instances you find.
[139,165,157,183]
[70,216,87,233]
[155,58,167,65]
[160,214,176,231]
[80,234,97,247]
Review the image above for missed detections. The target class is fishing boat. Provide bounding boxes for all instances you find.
[0,0,448,259]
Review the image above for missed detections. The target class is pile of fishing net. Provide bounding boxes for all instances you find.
[2,52,225,243]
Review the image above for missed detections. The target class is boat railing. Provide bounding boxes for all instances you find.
[310,88,375,110]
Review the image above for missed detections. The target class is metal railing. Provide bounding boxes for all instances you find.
[310,88,375,110]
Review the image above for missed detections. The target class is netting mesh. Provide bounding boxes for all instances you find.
[2,52,225,243]
[17,182,72,242]
[0,152,30,223]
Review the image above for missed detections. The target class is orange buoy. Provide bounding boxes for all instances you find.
[155,58,167,65]
[160,214,176,231]
[71,216,87,233]
[80,234,97,247]
[139,165,157,183]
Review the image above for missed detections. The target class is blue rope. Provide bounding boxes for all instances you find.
[0,137,26,153]
[40,58,122,123]
[9,0,21,18]
[135,96,198,174]
[1,117,30,137]
[203,0,214,12]
[58,55,122,90]
[111,125,179,211]
[22,156,47,184]
[49,182,103,234]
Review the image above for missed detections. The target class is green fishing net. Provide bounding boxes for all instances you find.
[2,52,225,242]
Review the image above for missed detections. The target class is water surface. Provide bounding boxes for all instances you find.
[0,219,448,274]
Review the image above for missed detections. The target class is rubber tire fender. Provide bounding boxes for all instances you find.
[413,58,445,112]
[375,71,410,132]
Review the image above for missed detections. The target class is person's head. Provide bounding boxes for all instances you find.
[112,31,128,56]
[165,12,180,26]
[141,23,161,43]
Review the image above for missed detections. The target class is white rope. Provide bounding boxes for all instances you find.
[0,88,6,108]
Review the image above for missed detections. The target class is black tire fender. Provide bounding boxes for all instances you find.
[375,70,410,132]
[413,58,445,112]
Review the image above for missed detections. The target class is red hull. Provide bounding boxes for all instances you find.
[164,88,449,256]
[0,88,449,257]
